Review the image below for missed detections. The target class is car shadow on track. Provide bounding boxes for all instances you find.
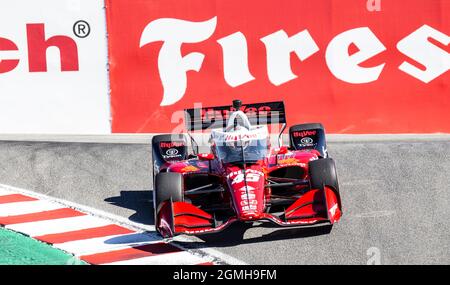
[104,190,154,225]
[176,223,333,248]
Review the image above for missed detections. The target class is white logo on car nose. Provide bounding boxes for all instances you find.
[166,148,179,156]
[301,137,313,145]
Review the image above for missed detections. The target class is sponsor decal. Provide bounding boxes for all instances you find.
[227,170,263,213]
[201,105,271,122]
[162,145,183,159]
[241,192,256,200]
[160,141,185,148]
[185,101,285,131]
[211,125,269,145]
[278,158,301,165]
[300,137,315,147]
[228,169,263,184]
[293,130,317,138]
[241,200,258,206]
[181,165,200,172]
[238,186,258,212]
[239,186,255,191]
[165,148,179,156]
[225,133,258,142]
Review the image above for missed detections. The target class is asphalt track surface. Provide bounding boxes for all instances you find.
[0,139,449,264]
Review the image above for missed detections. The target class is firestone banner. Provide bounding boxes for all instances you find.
[106,0,449,134]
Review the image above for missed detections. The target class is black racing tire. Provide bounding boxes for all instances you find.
[154,172,184,217]
[308,158,339,193]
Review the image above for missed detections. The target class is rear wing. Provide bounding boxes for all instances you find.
[184,101,286,131]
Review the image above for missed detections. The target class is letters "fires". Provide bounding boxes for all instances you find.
[140,17,450,106]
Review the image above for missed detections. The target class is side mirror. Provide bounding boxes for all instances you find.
[197,153,215,161]
[277,146,289,155]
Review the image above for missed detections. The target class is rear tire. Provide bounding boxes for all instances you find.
[154,172,184,218]
[308,158,339,193]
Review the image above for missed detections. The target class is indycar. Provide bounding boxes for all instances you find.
[152,100,342,238]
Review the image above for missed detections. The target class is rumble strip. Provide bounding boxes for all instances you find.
[0,185,214,265]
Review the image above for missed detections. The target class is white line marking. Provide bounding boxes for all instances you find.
[6,215,112,237]
[0,188,13,196]
[55,233,160,256]
[103,251,211,265]
[0,200,64,217]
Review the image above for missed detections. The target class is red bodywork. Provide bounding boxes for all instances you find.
[156,148,342,237]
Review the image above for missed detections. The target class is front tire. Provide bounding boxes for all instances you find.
[308,158,339,192]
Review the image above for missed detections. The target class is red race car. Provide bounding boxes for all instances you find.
[152,100,342,238]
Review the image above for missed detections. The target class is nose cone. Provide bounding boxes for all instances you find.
[226,166,265,221]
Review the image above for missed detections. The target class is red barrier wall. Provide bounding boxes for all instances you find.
[106,0,449,133]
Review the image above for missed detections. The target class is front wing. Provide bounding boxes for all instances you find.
[156,186,341,238]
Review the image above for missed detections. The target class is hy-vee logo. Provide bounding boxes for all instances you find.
[293,130,317,138]
[160,141,184,148]
[140,17,450,106]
